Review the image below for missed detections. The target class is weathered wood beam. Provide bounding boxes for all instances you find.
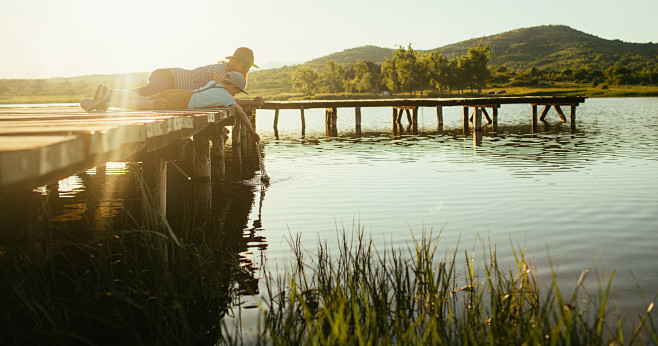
[539,105,552,121]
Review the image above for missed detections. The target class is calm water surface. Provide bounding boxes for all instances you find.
[8,97,657,335]
[239,97,658,329]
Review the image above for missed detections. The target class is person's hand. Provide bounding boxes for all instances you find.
[252,132,261,142]
[251,96,264,108]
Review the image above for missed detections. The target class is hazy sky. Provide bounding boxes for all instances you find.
[1,0,656,79]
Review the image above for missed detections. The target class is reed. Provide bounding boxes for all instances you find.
[0,196,241,345]
[256,230,657,345]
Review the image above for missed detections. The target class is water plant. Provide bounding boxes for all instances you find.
[257,231,657,345]
[0,192,241,345]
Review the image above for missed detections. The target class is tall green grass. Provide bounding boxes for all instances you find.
[257,231,657,345]
[0,193,241,345]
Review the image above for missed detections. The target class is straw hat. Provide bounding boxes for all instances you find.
[226,47,259,68]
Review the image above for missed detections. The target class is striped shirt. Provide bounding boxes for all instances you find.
[169,63,228,90]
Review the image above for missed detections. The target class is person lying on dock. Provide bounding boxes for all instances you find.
[80,71,260,141]
[135,47,260,97]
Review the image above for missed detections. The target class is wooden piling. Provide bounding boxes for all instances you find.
[142,152,167,218]
[463,107,470,134]
[193,128,211,179]
[555,105,567,122]
[482,108,492,124]
[412,107,418,134]
[213,124,227,175]
[273,108,279,131]
[570,105,577,133]
[539,105,551,121]
[300,106,306,133]
[492,107,498,126]
[436,106,443,134]
[355,107,362,136]
[474,108,482,131]
[331,107,337,136]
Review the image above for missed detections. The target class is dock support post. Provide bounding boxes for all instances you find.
[325,109,331,136]
[193,127,211,180]
[482,108,492,124]
[492,107,499,132]
[273,108,279,139]
[474,108,482,131]
[539,105,551,121]
[570,105,577,133]
[232,117,242,168]
[531,105,538,132]
[555,105,567,122]
[212,124,227,175]
[142,151,167,220]
[355,107,362,137]
[412,107,418,134]
[463,107,470,134]
[332,107,337,136]
[300,107,306,137]
[436,106,443,134]
[405,109,412,125]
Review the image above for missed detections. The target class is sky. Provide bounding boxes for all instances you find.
[1,0,657,79]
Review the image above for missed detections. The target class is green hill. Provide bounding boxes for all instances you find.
[287,25,657,72]
[429,25,658,71]
[304,45,394,68]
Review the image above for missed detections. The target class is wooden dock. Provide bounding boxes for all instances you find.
[263,95,586,136]
[0,106,257,212]
[0,95,585,208]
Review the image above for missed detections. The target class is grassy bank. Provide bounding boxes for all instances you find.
[256,231,657,345]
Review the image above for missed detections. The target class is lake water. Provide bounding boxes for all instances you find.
[5,97,657,337]
[236,97,658,334]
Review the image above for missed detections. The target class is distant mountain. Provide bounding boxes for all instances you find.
[304,46,395,67]
[258,60,304,70]
[293,25,658,72]
[430,25,658,70]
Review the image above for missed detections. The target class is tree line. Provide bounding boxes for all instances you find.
[291,43,494,96]
[287,43,658,96]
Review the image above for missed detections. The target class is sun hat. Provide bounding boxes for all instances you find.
[225,47,259,68]
[222,71,249,94]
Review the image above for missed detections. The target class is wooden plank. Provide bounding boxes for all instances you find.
[0,135,85,187]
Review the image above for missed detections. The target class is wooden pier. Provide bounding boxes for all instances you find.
[0,95,585,211]
[0,106,259,218]
[264,96,586,136]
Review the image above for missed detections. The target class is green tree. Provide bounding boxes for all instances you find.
[466,42,493,93]
[291,67,319,95]
[395,45,422,95]
[348,61,381,93]
[381,58,400,92]
[426,52,450,92]
[320,61,345,93]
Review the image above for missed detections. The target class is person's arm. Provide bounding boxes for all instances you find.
[236,96,264,108]
[230,103,260,142]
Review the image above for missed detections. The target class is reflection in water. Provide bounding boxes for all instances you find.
[0,143,267,343]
